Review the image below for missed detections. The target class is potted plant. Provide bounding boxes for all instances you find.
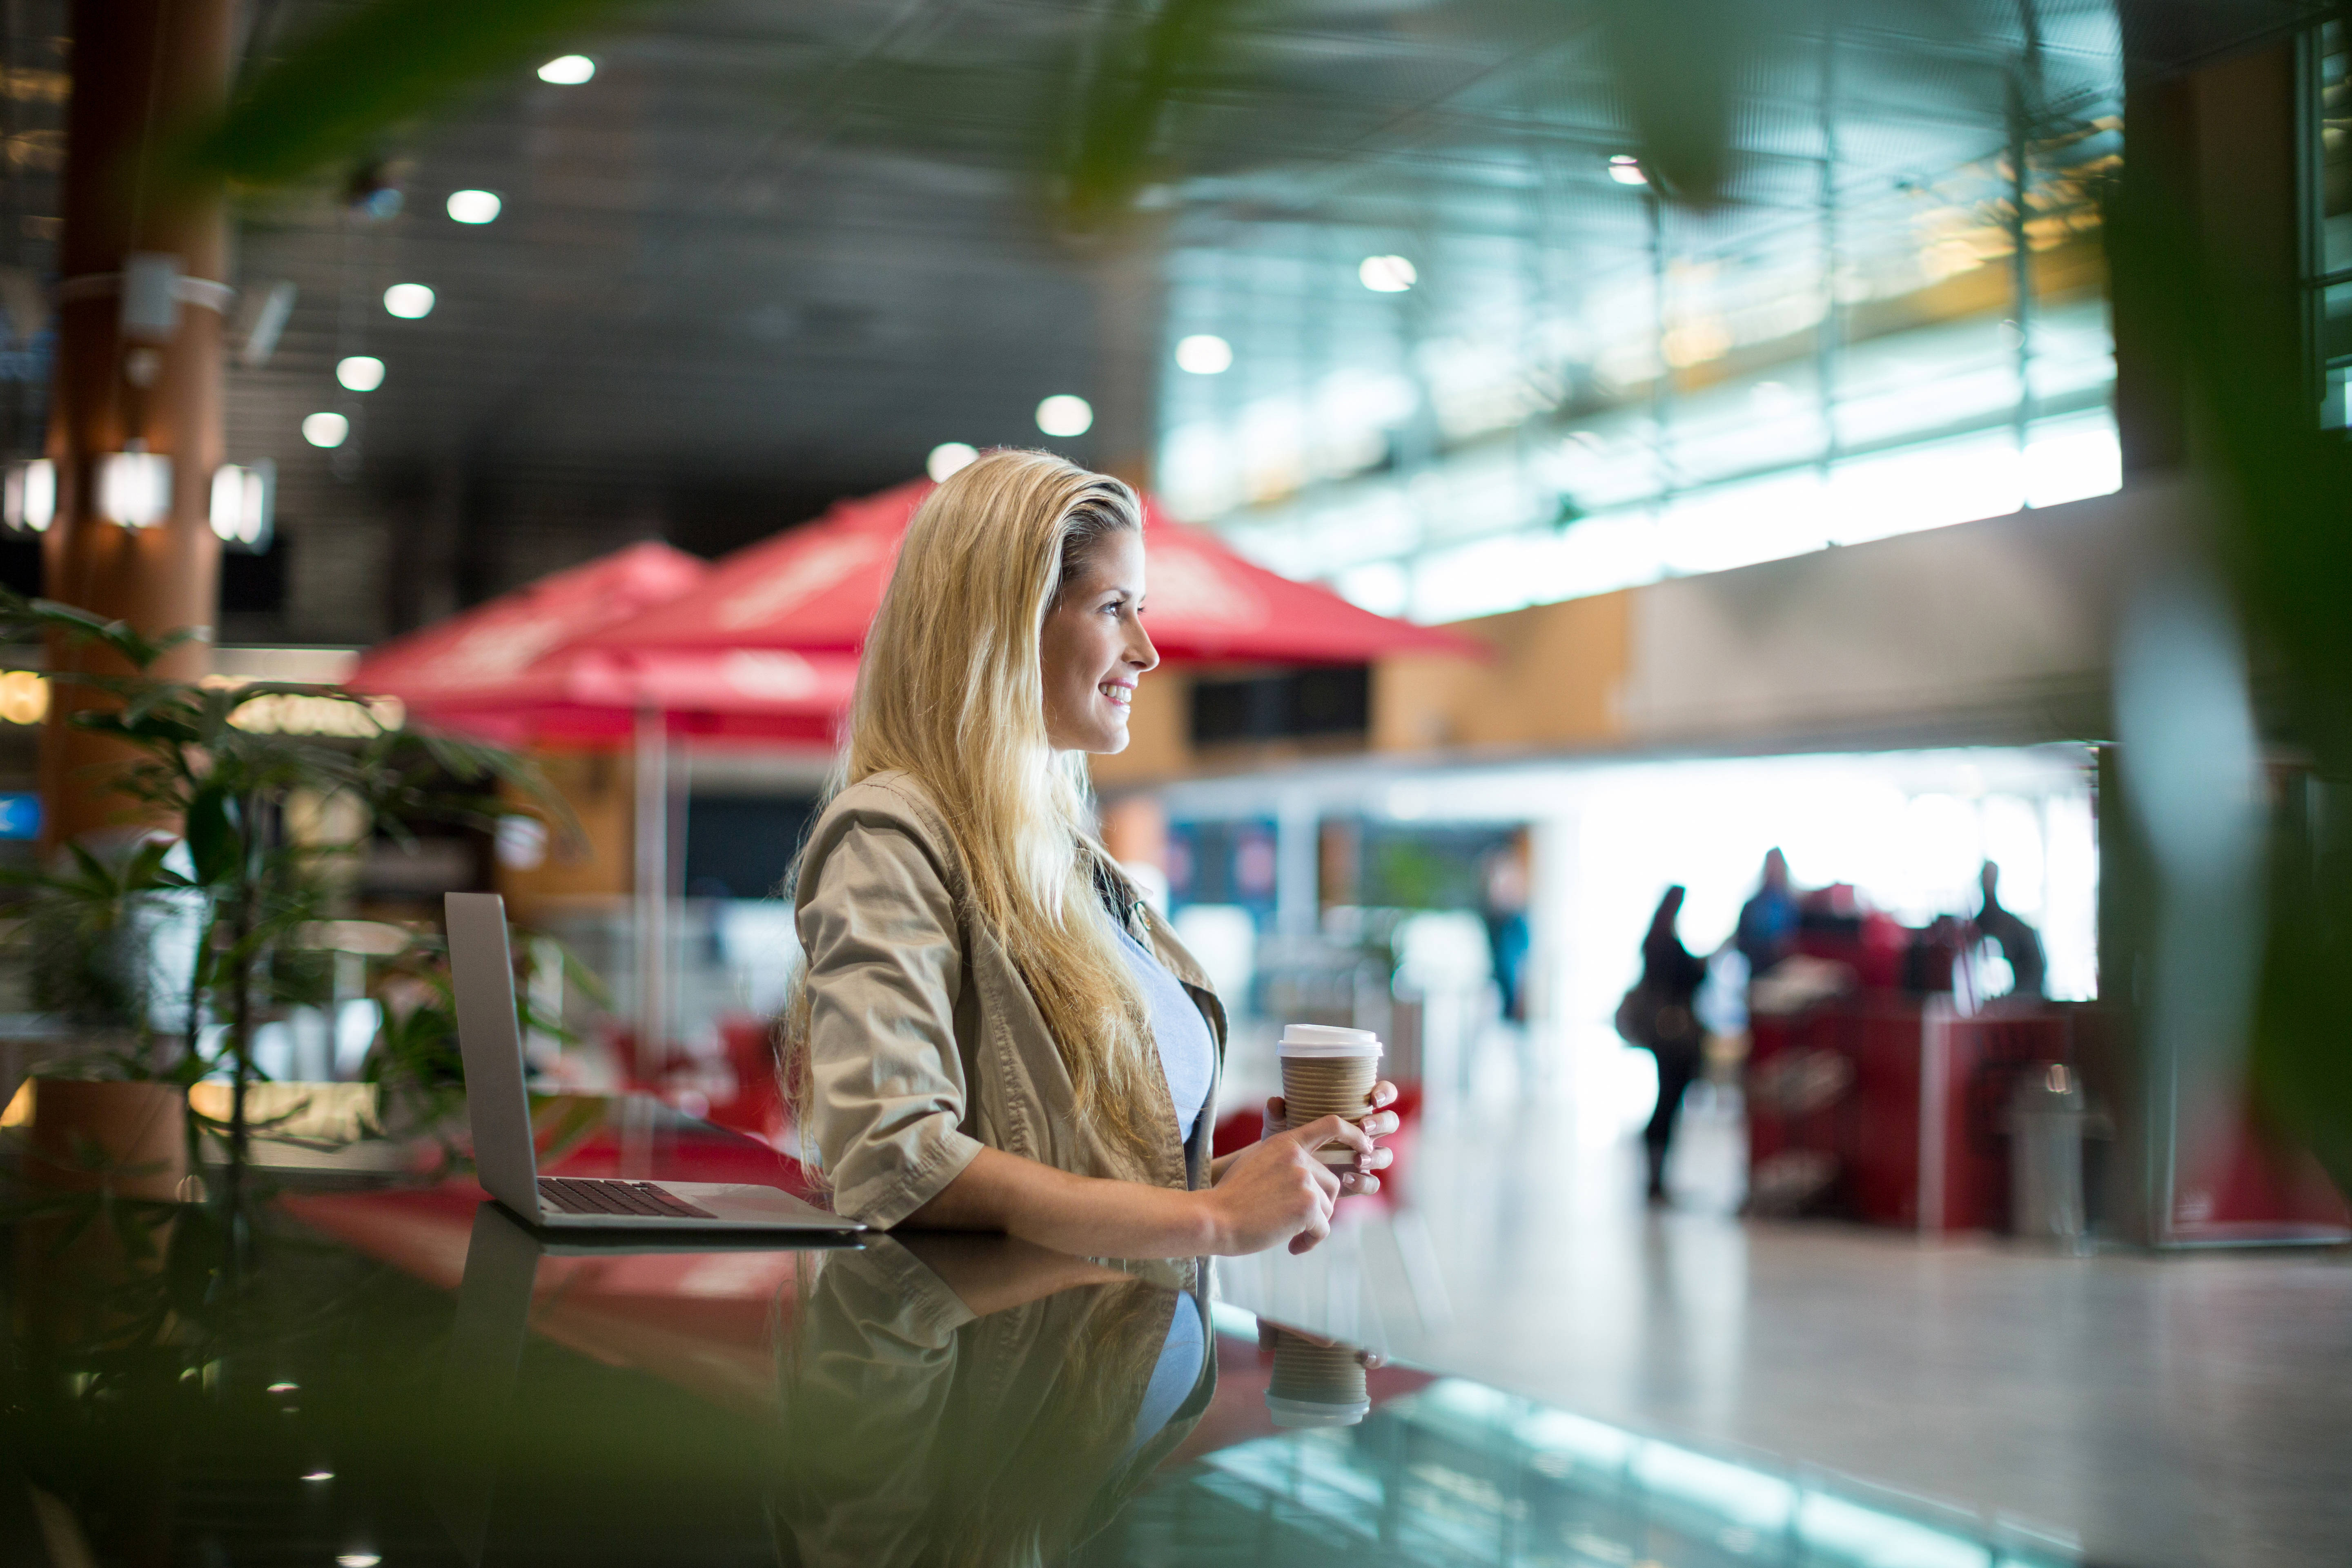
[0,588,568,1179]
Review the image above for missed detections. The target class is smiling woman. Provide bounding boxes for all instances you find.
[780,450,1396,1258]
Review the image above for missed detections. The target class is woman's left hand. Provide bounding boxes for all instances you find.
[1263,1080,1400,1198]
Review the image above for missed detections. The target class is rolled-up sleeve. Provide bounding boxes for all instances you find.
[798,822,987,1226]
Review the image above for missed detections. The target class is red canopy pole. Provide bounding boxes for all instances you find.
[632,705,668,1082]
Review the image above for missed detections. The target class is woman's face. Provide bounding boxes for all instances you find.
[1040,529,1158,753]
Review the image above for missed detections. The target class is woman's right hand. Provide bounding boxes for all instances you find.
[1202,1116,1372,1256]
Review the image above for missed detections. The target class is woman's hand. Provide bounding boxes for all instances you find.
[1203,1115,1373,1256]
[1262,1080,1401,1198]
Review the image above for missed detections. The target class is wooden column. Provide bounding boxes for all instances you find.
[39,0,232,847]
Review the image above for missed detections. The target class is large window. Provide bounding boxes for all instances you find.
[1160,67,2123,624]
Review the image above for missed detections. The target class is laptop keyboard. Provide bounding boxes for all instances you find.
[537,1176,715,1220]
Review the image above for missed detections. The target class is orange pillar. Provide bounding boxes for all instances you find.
[39,0,232,848]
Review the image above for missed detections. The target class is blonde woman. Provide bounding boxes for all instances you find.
[785,450,1397,1256]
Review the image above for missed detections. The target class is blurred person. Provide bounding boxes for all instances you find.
[783,450,1397,1257]
[1618,885,1708,1204]
[1480,842,1531,1025]
[1973,861,2047,1000]
[1733,848,1800,978]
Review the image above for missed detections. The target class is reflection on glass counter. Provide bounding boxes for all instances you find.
[2,1094,2082,1568]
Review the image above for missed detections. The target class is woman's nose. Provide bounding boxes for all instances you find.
[1127,617,1159,673]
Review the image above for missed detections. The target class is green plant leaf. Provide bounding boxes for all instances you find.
[184,789,240,887]
[183,0,653,192]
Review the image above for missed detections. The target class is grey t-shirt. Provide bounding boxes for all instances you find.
[1112,921,1216,1145]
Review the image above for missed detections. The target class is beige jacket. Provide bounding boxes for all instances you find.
[794,769,1228,1227]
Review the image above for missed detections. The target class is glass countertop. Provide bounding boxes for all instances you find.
[3,1091,2079,1567]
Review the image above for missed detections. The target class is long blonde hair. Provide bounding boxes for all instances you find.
[784,449,1157,1160]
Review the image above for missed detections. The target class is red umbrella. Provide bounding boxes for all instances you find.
[572,477,1485,664]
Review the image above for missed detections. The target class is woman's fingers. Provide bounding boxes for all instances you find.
[1338,1171,1383,1196]
[1288,1187,1334,1254]
[1370,1079,1399,1109]
[1265,1094,1287,1121]
[1294,1113,1373,1161]
[1359,1109,1401,1139]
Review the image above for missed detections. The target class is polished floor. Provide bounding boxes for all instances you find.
[1214,1089,2352,1568]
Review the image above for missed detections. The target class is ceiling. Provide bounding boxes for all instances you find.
[0,0,2324,644]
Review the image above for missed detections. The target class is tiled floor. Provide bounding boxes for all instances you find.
[1214,1090,2352,1568]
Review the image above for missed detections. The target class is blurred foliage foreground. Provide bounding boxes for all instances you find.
[1,591,572,1149]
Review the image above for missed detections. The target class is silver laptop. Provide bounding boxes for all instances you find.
[445,891,863,1233]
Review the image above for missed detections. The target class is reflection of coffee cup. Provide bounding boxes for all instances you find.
[1263,1325,1371,1428]
[1278,1025,1382,1167]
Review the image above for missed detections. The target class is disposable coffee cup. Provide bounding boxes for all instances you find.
[1263,1325,1371,1428]
[1278,1024,1381,1168]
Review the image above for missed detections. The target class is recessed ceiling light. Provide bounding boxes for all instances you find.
[926,442,978,481]
[382,283,434,319]
[1035,395,1093,438]
[1607,154,1648,186]
[1175,334,1232,374]
[537,55,595,85]
[335,356,384,392]
[301,413,349,449]
[445,189,501,225]
[1359,255,1416,293]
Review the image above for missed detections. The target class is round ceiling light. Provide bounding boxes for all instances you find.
[383,283,435,319]
[1175,334,1233,374]
[926,442,978,481]
[1359,255,1417,293]
[1035,395,1094,438]
[302,412,350,449]
[538,55,595,85]
[336,356,385,392]
[446,189,502,225]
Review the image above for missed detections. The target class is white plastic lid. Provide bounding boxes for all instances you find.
[1278,1024,1382,1058]
[1265,1394,1372,1428]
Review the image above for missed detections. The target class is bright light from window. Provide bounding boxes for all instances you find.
[302,412,350,449]
[336,356,385,392]
[1035,395,1093,438]
[926,441,978,481]
[1607,154,1648,186]
[383,283,435,319]
[1175,334,1233,374]
[537,54,595,85]
[446,189,502,225]
[1359,255,1417,293]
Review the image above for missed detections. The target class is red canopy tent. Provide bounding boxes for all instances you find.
[573,477,1486,664]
